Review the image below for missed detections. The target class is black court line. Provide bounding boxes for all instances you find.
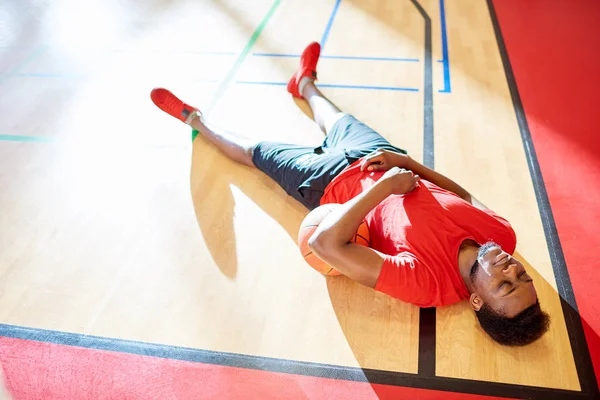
[0,323,591,400]
[409,0,437,378]
[411,0,434,169]
[487,0,599,398]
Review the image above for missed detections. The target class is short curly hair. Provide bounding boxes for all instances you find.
[475,300,550,346]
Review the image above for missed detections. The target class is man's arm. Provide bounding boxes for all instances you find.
[404,158,488,210]
[360,149,488,210]
[309,167,419,287]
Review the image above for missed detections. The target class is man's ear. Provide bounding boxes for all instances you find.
[470,293,483,312]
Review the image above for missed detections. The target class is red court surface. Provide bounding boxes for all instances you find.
[0,336,511,400]
[494,0,600,385]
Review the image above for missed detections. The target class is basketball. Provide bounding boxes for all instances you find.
[297,203,371,276]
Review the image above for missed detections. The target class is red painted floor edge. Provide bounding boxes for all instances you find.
[0,337,512,400]
[493,0,600,389]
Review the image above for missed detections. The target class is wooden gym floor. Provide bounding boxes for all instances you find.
[0,0,599,399]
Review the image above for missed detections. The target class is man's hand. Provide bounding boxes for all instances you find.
[379,167,420,195]
[360,149,411,172]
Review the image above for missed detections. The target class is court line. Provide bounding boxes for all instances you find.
[318,55,420,63]
[488,0,598,397]
[235,80,419,91]
[439,0,451,93]
[0,135,52,142]
[253,53,420,62]
[0,323,589,399]
[316,83,417,91]
[320,0,342,51]
[409,0,436,378]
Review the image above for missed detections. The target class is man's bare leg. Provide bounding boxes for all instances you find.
[189,77,348,168]
[300,80,345,135]
[286,42,346,135]
[189,117,256,168]
[168,80,343,167]
[150,87,256,167]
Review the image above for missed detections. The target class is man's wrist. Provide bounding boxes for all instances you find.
[372,178,394,198]
[402,154,416,170]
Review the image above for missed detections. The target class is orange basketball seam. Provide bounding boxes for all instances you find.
[354,233,369,244]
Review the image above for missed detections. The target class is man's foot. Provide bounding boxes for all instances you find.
[150,88,202,125]
[287,42,321,99]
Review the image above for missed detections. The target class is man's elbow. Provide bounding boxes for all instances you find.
[308,232,337,259]
[307,233,325,255]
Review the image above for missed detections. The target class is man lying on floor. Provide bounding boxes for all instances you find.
[150,42,550,346]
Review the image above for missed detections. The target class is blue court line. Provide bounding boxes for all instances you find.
[253,53,420,62]
[317,83,418,91]
[320,0,342,50]
[0,135,52,142]
[323,55,419,62]
[439,0,451,93]
[236,80,418,92]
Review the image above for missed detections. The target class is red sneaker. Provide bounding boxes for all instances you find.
[287,42,321,98]
[150,88,202,124]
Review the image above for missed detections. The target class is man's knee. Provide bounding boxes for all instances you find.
[245,145,256,168]
[324,112,348,134]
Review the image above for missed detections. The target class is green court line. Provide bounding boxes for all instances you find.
[0,135,53,142]
[192,0,281,141]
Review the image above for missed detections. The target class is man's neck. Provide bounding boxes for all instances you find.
[458,239,479,293]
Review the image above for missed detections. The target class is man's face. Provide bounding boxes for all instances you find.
[470,243,538,317]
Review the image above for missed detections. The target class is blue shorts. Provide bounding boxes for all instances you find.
[252,114,406,210]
